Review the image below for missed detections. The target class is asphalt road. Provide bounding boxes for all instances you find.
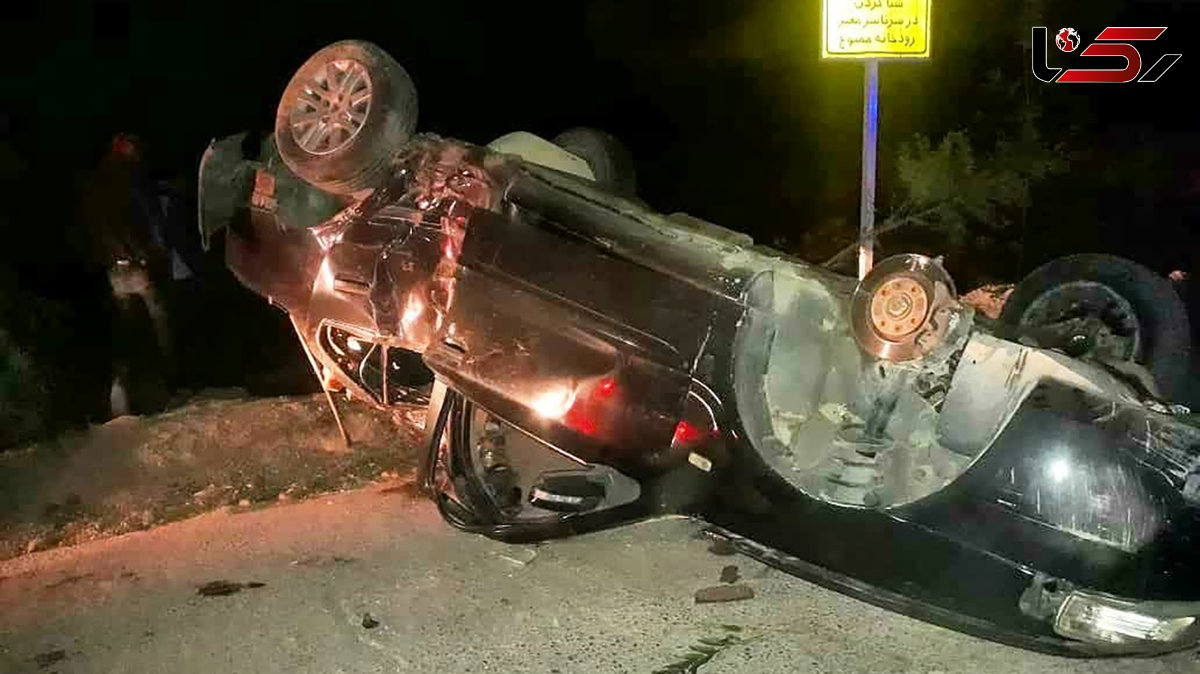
[1,483,1196,674]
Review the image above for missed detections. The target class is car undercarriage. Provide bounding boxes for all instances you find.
[199,39,1200,658]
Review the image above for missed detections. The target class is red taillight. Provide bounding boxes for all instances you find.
[672,420,703,446]
[597,377,616,397]
[573,415,598,435]
[562,376,618,437]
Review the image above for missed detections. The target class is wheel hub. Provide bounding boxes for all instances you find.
[289,59,372,155]
[851,254,958,361]
[870,277,929,339]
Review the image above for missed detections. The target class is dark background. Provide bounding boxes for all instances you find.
[4,0,1197,273]
[1,0,1197,438]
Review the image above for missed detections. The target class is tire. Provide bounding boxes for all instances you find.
[552,127,637,196]
[1001,254,1192,401]
[274,40,418,195]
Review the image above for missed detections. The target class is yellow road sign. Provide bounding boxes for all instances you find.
[822,0,931,59]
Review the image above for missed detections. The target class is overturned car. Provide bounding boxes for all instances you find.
[200,40,1200,657]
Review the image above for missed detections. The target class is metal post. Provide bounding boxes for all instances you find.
[858,59,880,280]
[381,344,389,406]
[289,317,352,448]
[417,379,450,495]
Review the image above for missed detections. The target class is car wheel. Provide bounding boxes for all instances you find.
[1000,254,1192,401]
[552,127,637,196]
[274,40,418,195]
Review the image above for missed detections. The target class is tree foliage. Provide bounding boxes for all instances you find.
[823,74,1068,272]
[894,124,1065,240]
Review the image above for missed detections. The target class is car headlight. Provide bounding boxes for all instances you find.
[1055,591,1198,645]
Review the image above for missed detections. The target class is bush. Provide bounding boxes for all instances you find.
[0,327,51,448]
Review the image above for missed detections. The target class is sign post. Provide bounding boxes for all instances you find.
[859,59,879,280]
[822,0,931,279]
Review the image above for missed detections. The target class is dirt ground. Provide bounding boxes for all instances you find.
[0,390,424,561]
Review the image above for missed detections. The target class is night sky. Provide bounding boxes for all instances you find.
[3,0,1197,285]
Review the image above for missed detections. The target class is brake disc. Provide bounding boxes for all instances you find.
[851,254,959,361]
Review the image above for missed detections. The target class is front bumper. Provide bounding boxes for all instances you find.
[705,333,1200,657]
[712,524,1200,657]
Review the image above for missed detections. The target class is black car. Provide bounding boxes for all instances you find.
[199,40,1200,657]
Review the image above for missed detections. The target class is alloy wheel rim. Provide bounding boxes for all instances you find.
[289,58,372,155]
